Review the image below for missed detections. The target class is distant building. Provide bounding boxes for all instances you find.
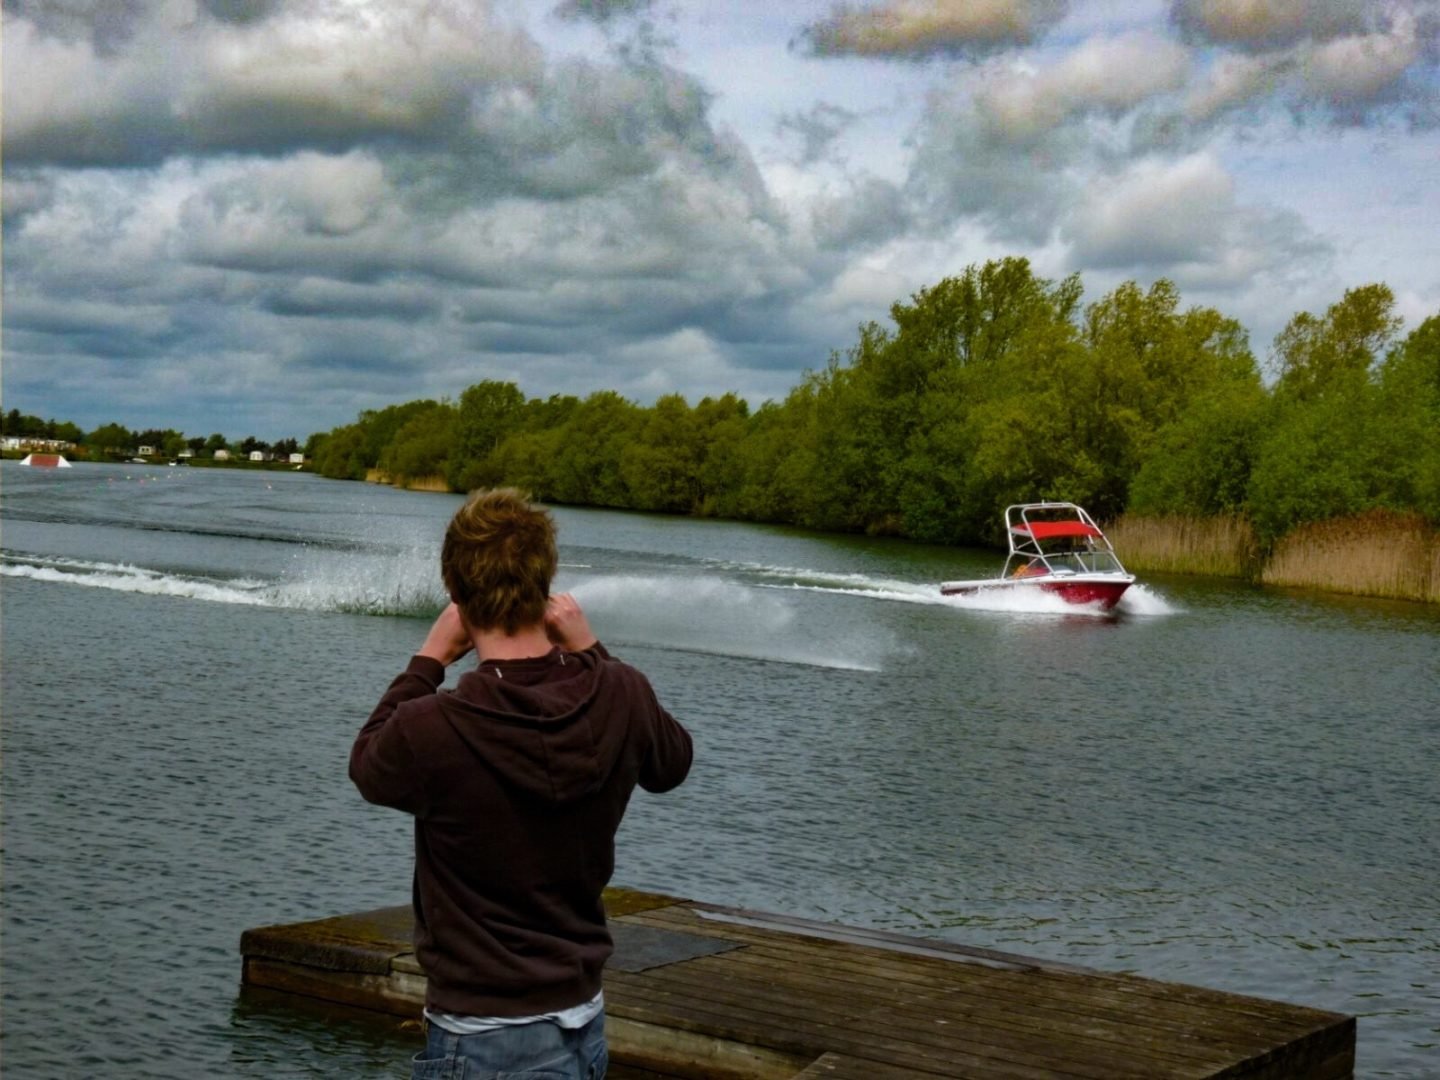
[137,444,156,456]
[249,450,268,462]
[4,436,77,452]
[214,449,231,461]
[289,452,305,464]
[178,449,195,459]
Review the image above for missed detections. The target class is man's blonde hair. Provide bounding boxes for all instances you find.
[441,488,558,635]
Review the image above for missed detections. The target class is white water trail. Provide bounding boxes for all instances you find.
[1114,583,1180,616]
[568,573,890,671]
[1,552,447,617]
[1,556,271,605]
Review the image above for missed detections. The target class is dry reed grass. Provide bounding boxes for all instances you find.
[401,475,451,493]
[364,468,450,492]
[1107,514,1260,578]
[1263,510,1438,602]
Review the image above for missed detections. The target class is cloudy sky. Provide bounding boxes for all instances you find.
[4,0,1438,441]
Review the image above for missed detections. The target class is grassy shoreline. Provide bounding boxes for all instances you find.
[1112,510,1439,604]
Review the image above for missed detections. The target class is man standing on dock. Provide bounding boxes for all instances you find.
[350,488,693,1080]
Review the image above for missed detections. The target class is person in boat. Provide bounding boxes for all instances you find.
[1011,559,1048,578]
[350,488,693,1080]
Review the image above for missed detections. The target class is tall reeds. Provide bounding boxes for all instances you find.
[1107,514,1260,578]
[1112,510,1439,602]
[1263,510,1438,602]
[364,468,450,493]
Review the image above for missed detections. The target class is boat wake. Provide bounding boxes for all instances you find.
[4,549,1173,674]
[2,554,895,671]
[566,574,891,672]
[2,554,273,606]
[0,553,445,617]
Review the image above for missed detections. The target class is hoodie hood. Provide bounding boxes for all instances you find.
[441,647,624,804]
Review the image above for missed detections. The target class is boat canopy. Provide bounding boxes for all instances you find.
[1011,520,1102,540]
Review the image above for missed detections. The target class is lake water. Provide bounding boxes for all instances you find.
[2,462,1437,1078]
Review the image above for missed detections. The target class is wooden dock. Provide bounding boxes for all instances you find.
[239,887,1354,1079]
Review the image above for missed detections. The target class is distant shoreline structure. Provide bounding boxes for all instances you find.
[20,453,72,468]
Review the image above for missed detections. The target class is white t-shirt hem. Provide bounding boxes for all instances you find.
[425,991,604,1034]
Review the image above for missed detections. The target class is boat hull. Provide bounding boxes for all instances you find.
[940,575,1133,611]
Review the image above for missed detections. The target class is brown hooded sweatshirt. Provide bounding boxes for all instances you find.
[350,642,692,1017]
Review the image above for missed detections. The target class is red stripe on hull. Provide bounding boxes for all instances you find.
[1041,580,1131,610]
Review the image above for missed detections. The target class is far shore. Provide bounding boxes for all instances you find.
[360,469,1440,607]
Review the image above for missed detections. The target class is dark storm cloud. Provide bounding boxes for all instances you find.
[260,281,440,321]
[811,177,911,250]
[0,0,825,437]
[797,0,1069,60]
[3,0,147,53]
[776,103,859,164]
[198,0,279,25]
[552,0,655,24]
[2,1,543,169]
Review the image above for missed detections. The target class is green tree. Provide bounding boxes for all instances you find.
[1128,379,1267,517]
[358,401,441,469]
[448,382,527,492]
[1079,281,1258,518]
[85,422,134,456]
[1374,314,1440,519]
[1273,284,1401,400]
[1247,286,1409,540]
[711,393,819,525]
[379,403,456,483]
[310,423,368,479]
[545,391,640,507]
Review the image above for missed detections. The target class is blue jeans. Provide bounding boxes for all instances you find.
[411,1013,607,1079]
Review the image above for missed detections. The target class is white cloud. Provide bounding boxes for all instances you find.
[1176,2,1437,126]
[1063,153,1328,292]
[1303,10,1422,107]
[975,32,1190,142]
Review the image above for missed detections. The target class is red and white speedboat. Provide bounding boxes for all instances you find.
[941,502,1135,610]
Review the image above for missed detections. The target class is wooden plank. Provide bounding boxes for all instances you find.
[607,976,1151,1080]
[240,905,413,974]
[791,1052,953,1079]
[243,957,423,1017]
[611,907,1351,1079]
[660,937,1321,1056]
[614,952,1234,1072]
[626,904,1342,1040]
[607,1016,810,1080]
[692,904,1077,973]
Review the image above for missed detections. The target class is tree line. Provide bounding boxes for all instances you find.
[310,257,1431,547]
[1,412,305,462]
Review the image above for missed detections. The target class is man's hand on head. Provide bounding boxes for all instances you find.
[545,594,598,652]
[419,603,475,666]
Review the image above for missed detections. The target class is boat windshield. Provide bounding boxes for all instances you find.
[1041,550,1125,574]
